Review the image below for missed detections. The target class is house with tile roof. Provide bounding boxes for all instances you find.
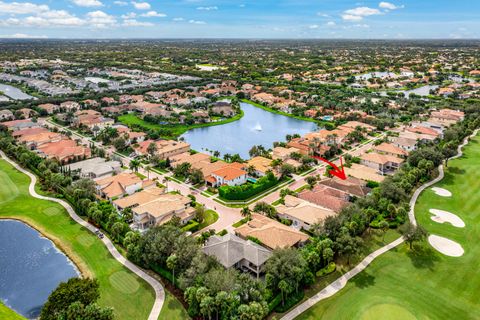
[360,152,404,175]
[234,215,309,250]
[298,184,350,213]
[116,189,195,230]
[209,165,248,187]
[95,172,154,200]
[373,142,409,158]
[134,139,190,159]
[37,139,91,164]
[203,233,272,278]
[277,195,336,231]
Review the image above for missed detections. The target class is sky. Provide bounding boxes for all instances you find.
[0,0,478,39]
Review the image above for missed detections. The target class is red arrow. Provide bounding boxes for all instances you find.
[312,156,347,180]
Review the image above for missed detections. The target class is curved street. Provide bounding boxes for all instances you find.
[0,151,165,320]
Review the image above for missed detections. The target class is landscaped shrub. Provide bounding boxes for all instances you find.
[267,294,282,313]
[366,180,380,188]
[151,265,179,288]
[217,229,228,236]
[316,262,336,277]
[181,220,200,233]
[218,172,278,200]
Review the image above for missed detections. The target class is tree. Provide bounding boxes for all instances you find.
[147,142,158,156]
[278,280,290,306]
[129,159,140,173]
[265,248,307,295]
[305,176,317,188]
[335,228,363,265]
[195,205,206,223]
[189,168,204,185]
[253,202,277,218]
[166,254,178,286]
[112,137,127,152]
[63,301,114,320]
[241,207,252,220]
[403,223,428,250]
[40,278,107,320]
[280,163,295,178]
[145,165,151,180]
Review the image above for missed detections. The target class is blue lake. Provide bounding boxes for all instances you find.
[181,102,318,158]
[0,220,79,319]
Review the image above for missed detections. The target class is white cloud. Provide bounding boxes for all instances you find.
[0,33,47,38]
[379,2,404,10]
[173,17,184,21]
[341,14,363,21]
[197,6,218,11]
[72,0,103,7]
[86,10,116,28]
[141,11,166,17]
[131,1,150,10]
[317,12,330,17]
[342,6,381,21]
[309,24,319,29]
[121,12,136,19]
[188,19,206,24]
[114,1,128,5]
[122,19,153,26]
[326,21,336,26]
[0,1,49,15]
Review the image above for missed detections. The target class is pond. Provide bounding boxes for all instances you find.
[181,102,318,159]
[0,83,34,100]
[0,220,79,319]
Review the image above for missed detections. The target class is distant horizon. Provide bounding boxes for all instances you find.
[1,38,480,41]
[0,1,478,39]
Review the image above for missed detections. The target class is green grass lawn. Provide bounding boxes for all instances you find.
[118,110,244,139]
[197,209,219,230]
[296,134,480,320]
[0,159,187,320]
[0,302,26,320]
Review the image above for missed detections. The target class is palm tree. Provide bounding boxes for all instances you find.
[241,207,252,221]
[129,159,140,173]
[166,254,178,286]
[278,280,289,306]
[145,165,151,180]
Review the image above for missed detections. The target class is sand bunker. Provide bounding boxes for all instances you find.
[429,209,465,228]
[428,235,464,257]
[431,187,452,197]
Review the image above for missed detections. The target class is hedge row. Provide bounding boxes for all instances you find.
[218,173,278,200]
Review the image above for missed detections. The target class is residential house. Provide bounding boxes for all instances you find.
[203,233,272,278]
[373,142,409,158]
[272,146,300,161]
[60,101,80,112]
[63,157,121,179]
[2,119,40,131]
[0,109,14,121]
[246,156,274,177]
[208,164,248,187]
[319,177,370,198]
[277,195,336,231]
[95,172,155,200]
[37,103,59,115]
[134,139,190,159]
[390,136,417,152]
[37,139,91,164]
[234,215,309,250]
[114,189,195,230]
[299,184,350,213]
[360,152,404,175]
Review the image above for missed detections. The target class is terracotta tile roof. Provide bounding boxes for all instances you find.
[277,195,336,225]
[374,142,408,157]
[360,152,404,165]
[406,126,439,137]
[95,172,143,198]
[37,139,91,162]
[12,127,48,138]
[212,166,247,181]
[235,215,309,249]
[113,187,165,209]
[299,185,349,213]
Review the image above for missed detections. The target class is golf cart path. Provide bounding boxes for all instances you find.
[0,151,165,320]
[281,128,479,320]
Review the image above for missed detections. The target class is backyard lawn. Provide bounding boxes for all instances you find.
[0,159,188,320]
[296,134,480,320]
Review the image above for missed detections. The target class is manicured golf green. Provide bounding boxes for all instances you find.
[0,158,186,320]
[0,302,26,320]
[297,134,480,320]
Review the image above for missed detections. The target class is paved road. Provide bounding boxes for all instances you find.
[281,129,480,320]
[0,151,165,320]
